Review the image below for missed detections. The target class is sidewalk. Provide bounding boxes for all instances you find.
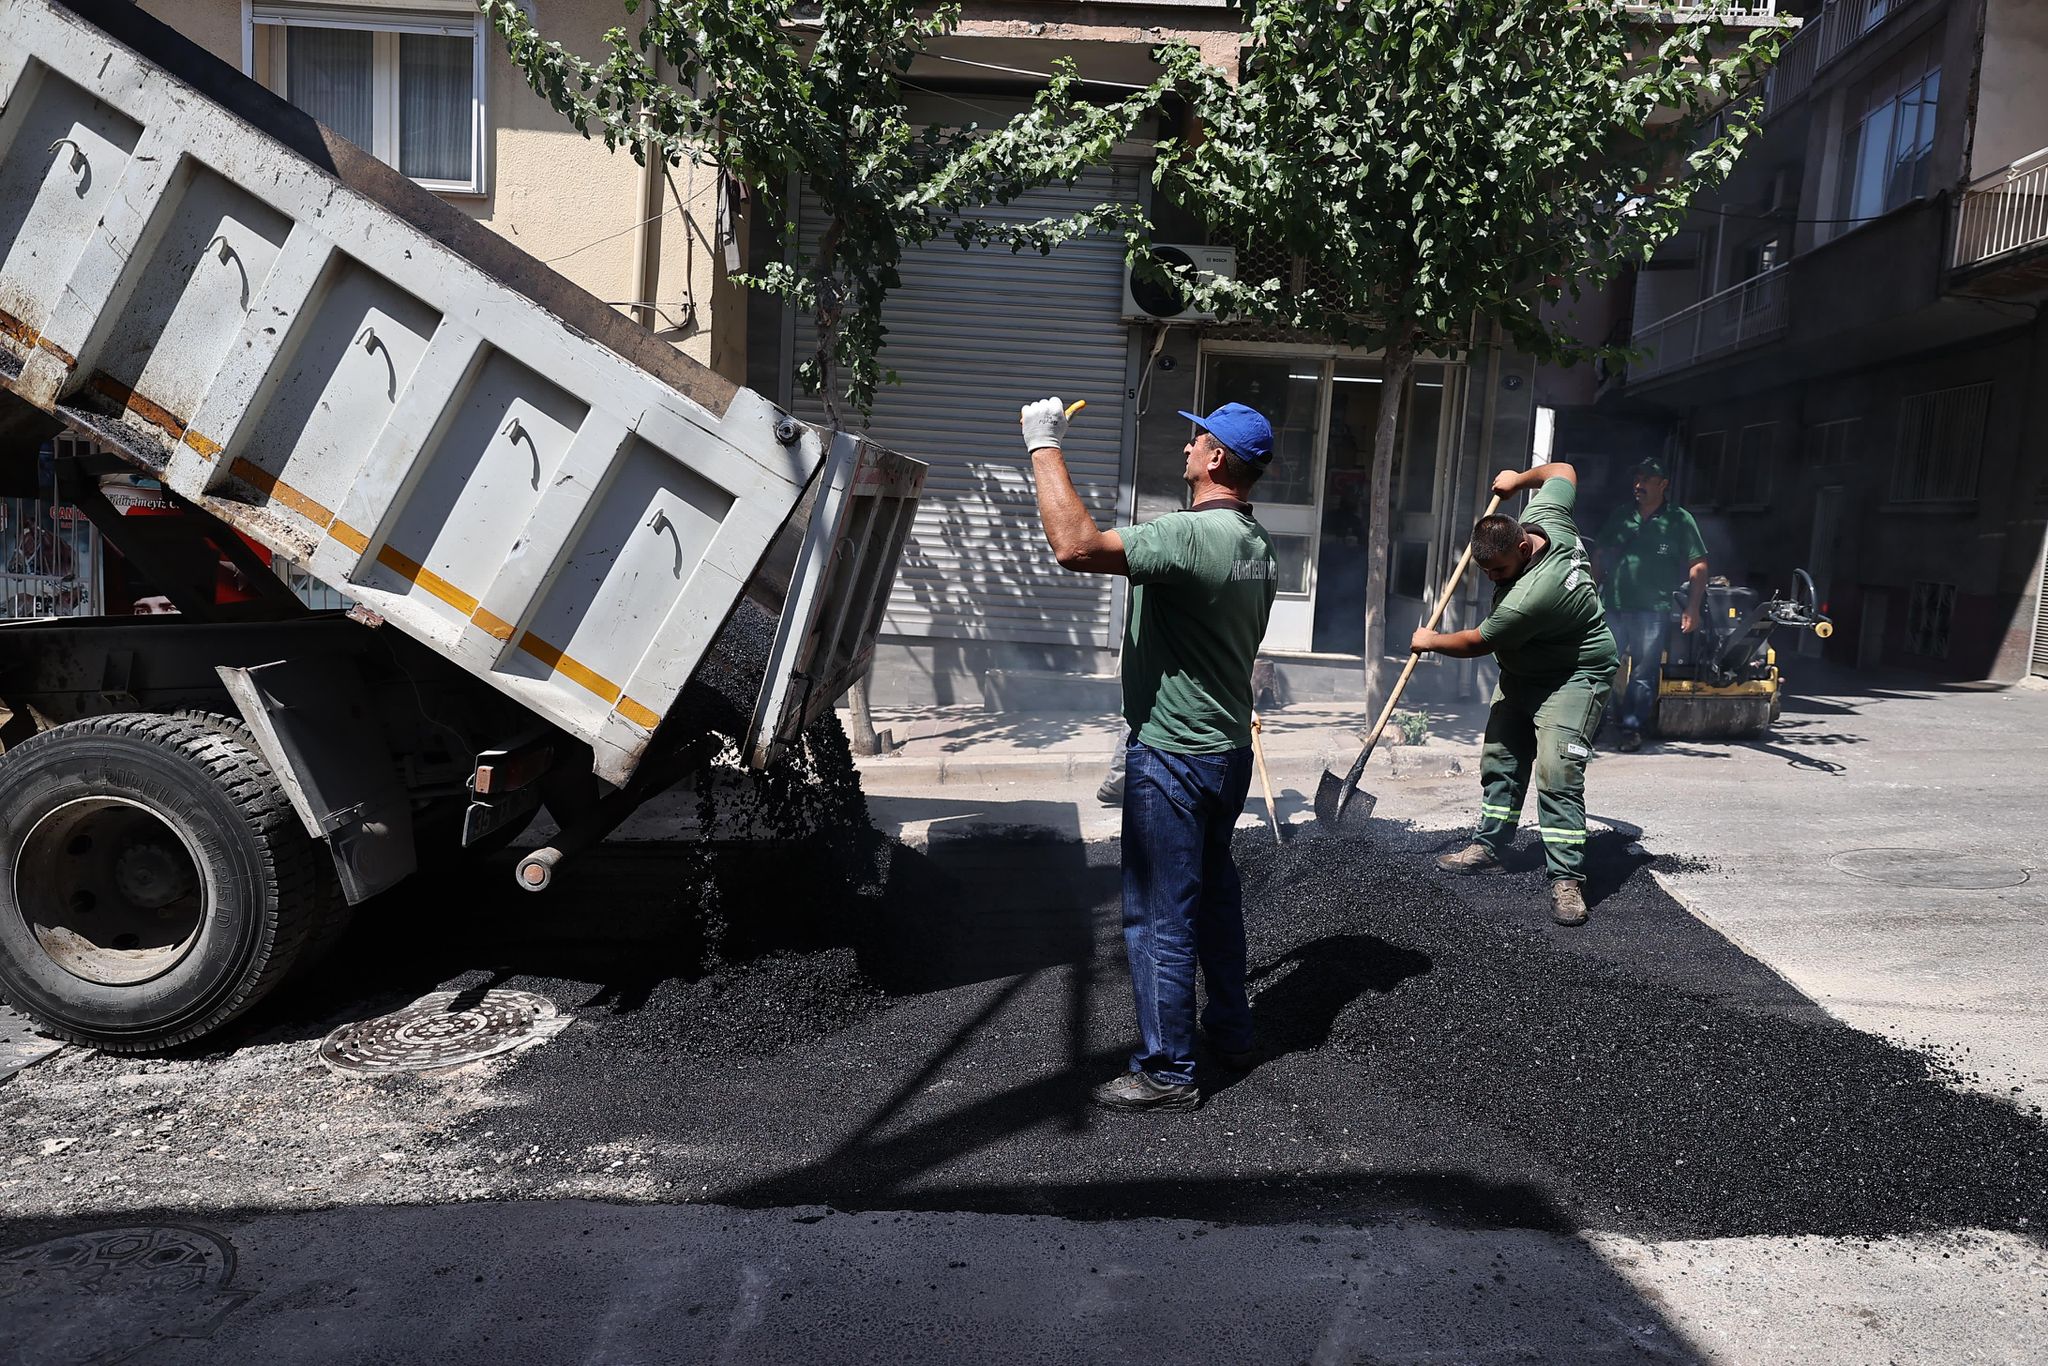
[847,697,1488,847]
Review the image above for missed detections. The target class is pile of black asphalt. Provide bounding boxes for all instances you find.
[298,762,2046,1244]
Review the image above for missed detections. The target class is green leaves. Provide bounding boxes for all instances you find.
[486,0,1165,421]
[1155,0,1776,363]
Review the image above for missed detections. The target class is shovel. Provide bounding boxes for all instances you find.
[1314,493,1502,831]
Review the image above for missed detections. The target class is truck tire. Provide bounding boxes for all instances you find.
[168,708,350,984]
[0,713,328,1051]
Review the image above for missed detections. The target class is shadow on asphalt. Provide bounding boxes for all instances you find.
[0,1197,1721,1364]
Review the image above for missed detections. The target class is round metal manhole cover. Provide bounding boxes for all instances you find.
[1828,848,2032,890]
[2,1225,248,1361]
[318,989,564,1075]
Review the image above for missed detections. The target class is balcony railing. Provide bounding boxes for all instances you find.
[1625,1,1780,14]
[1952,148,2048,271]
[1766,0,1904,116]
[1629,264,1791,382]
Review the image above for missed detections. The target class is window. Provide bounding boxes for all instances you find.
[1687,430,1727,508]
[1905,580,1957,658]
[1807,417,1860,468]
[1739,235,1782,281]
[1730,423,1776,508]
[1269,534,1313,597]
[1891,382,1991,504]
[251,4,486,195]
[1837,42,1939,227]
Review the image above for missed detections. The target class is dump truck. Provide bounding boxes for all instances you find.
[0,0,925,1052]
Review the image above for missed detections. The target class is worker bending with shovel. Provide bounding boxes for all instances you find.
[1022,396,1278,1113]
[1409,463,1618,927]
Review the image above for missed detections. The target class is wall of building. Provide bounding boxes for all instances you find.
[141,0,736,380]
[1675,321,2043,680]
[1972,0,2048,175]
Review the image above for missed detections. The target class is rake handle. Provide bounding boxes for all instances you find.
[1340,493,1504,791]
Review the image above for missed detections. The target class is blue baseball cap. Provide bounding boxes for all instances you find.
[1178,403,1275,464]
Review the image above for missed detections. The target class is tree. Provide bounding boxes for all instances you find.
[481,0,1162,749]
[1146,0,1778,710]
[481,0,1157,426]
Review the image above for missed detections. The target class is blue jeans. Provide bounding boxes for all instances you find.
[1119,738,1255,1088]
[1608,610,1669,733]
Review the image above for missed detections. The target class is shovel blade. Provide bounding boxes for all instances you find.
[1312,768,1378,831]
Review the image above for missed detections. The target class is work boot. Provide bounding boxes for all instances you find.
[1549,879,1589,927]
[1617,728,1644,753]
[1207,1037,1256,1071]
[1091,1072,1199,1113]
[1436,842,1504,875]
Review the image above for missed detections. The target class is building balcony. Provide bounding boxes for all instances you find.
[1623,196,2029,404]
[1765,0,1910,117]
[1951,147,2048,300]
[1628,265,1791,384]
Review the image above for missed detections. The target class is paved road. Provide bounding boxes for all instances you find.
[2,668,2043,1363]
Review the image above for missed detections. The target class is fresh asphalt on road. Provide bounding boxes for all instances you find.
[2,677,2045,1362]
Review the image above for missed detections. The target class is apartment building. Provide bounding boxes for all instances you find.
[1552,0,2048,682]
[110,1,1784,706]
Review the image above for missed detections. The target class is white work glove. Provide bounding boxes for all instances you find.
[1020,396,1068,455]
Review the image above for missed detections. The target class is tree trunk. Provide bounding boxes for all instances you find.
[1360,332,1416,720]
[844,673,882,756]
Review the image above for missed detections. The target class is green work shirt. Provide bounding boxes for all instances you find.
[1478,477,1618,683]
[1595,501,1708,613]
[1117,504,1278,754]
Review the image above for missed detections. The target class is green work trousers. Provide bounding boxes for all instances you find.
[1473,669,1613,882]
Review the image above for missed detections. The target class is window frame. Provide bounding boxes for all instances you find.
[1835,39,1940,229]
[246,2,489,197]
[1807,417,1859,469]
[1890,382,1992,506]
[1728,421,1777,510]
[1687,430,1728,510]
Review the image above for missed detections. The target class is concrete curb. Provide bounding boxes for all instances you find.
[854,740,1471,788]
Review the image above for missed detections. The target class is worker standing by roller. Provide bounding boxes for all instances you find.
[1410,464,1617,927]
[1022,396,1278,1113]
[1593,458,1709,751]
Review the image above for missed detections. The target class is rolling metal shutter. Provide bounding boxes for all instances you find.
[792,160,1140,649]
[2033,535,2048,678]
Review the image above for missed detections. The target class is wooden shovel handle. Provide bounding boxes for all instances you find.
[1353,492,1504,759]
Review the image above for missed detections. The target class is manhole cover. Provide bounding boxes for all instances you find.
[1828,848,2032,890]
[1,1225,248,1363]
[318,989,564,1074]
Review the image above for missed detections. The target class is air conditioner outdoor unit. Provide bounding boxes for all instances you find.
[1122,245,1237,323]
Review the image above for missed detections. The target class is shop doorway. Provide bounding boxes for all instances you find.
[1196,346,1454,655]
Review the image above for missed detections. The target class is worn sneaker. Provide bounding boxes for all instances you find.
[1096,773,1124,805]
[1549,879,1589,927]
[1436,842,1504,875]
[1091,1071,1199,1113]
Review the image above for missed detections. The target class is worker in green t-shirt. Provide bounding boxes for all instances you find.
[1408,464,1619,927]
[1022,396,1278,1113]
[1592,457,1709,751]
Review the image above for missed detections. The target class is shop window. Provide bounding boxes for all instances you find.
[1891,382,1989,504]
[251,4,487,195]
[1837,40,1939,227]
[1392,540,1429,600]
[1270,534,1313,597]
